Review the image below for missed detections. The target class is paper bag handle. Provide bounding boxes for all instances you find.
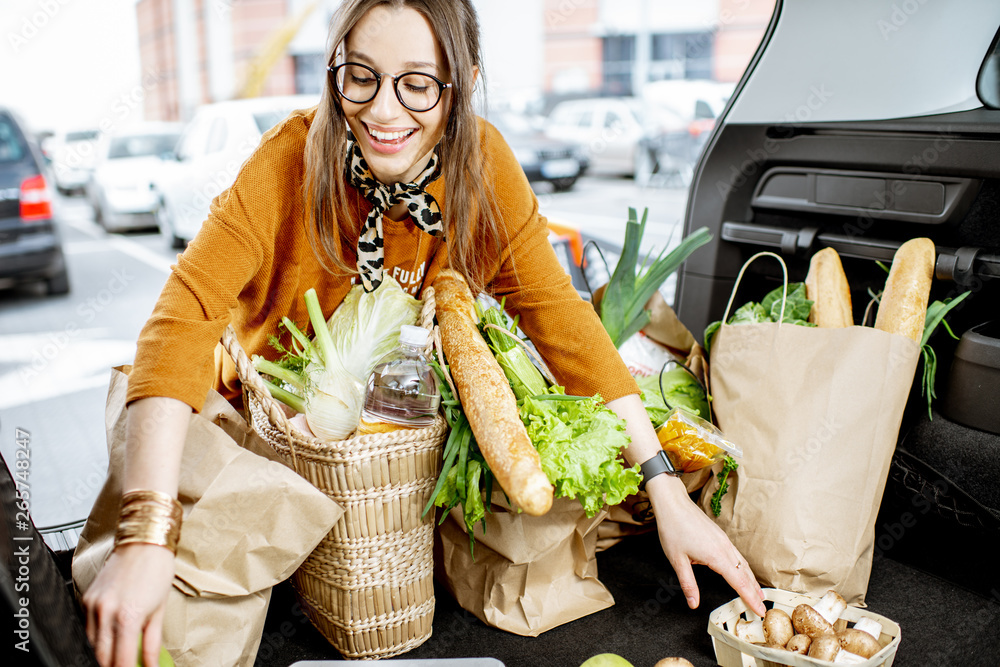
[721,251,790,325]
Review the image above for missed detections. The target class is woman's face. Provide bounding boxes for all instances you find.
[340,6,451,185]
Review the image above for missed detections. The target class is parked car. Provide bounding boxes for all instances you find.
[543,96,691,185]
[86,122,183,232]
[153,95,319,248]
[490,111,588,192]
[641,79,734,164]
[41,127,101,195]
[0,107,69,295]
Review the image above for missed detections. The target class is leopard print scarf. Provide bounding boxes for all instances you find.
[345,138,443,292]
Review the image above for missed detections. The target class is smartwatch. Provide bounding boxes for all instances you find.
[638,450,680,490]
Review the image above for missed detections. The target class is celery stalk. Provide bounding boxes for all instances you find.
[260,377,307,414]
[303,288,338,367]
[253,356,305,392]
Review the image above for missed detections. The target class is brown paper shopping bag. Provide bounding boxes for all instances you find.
[436,492,613,637]
[73,366,343,666]
[698,253,921,605]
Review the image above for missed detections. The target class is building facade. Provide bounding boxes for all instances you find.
[137,0,773,122]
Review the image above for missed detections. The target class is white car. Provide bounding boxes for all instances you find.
[42,128,100,194]
[153,95,320,248]
[543,97,689,184]
[87,122,183,232]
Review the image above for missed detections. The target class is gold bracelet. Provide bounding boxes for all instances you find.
[113,490,183,555]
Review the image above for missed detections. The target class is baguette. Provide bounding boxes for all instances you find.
[874,238,936,343]
[433,269,554,516]
[805,248,853,328]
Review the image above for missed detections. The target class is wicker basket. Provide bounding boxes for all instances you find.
[221,288,448,660]
[708,588,901,667]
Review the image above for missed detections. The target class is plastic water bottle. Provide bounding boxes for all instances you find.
[359,325,441,432]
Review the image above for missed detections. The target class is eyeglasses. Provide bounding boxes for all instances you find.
[328,62,452,112]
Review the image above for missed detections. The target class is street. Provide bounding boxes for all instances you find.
[0,175,688,545]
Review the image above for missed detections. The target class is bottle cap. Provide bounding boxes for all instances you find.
[399,325,429,347]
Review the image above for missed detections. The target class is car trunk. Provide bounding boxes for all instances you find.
[673,0,1000,614]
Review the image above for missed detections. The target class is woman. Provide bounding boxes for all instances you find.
[83,2,766,665]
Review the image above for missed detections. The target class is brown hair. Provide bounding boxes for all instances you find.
[303,0,499,294]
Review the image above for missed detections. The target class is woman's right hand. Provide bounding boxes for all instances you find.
[83,543,175,667]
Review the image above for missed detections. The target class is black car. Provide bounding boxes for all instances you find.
[491,111,588,192]
[0,107,69,295]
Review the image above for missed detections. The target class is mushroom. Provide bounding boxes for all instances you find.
[653,659,694,667]
[785,634,811,654]
[852,617,883,640]
[763,608,794,648]
[837,628,882,659]
[807,634,842,661]
[734,617,766,644]
[813,590,848,626]
[791,604,834,639]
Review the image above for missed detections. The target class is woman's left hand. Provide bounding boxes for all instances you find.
[645,473,767,616]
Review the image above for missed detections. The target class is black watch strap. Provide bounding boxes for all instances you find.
[639,450,680,490]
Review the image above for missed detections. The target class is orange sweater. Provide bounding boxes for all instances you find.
[127,107,639,412]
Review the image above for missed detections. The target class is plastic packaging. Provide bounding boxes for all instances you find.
[655,408,742,473]
[359,325,440,433]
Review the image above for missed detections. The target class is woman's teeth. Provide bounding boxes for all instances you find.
[368,127,414,142]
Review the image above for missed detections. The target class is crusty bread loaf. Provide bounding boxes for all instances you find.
[433,269,554,516]
[805,248,853,328]
[874,238,936,343]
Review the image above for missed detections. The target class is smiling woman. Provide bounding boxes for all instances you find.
[77,1,765,665]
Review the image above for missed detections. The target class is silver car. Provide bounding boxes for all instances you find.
[152,95,320,248]
[86,122,183,232]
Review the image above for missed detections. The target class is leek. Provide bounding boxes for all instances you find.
[478,304,549,400]
[601,207,712,348]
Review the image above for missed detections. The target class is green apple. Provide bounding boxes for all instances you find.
[136,633,175,667]
[579,654,634,667]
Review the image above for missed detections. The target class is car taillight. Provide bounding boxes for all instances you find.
[20,174,52,221]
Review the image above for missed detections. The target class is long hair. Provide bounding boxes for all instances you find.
[303,0,499,295]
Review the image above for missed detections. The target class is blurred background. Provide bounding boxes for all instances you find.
[0,0,773,547]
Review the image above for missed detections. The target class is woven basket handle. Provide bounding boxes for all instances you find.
[221,324,295,435]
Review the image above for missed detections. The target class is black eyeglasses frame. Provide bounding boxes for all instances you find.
[328,62,453,113]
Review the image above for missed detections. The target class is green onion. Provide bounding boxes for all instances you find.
[919,291,971,419]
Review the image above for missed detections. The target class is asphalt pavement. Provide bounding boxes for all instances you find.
[0,175,688,547]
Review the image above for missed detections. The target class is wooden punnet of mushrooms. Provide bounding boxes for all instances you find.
[728,590,887,663]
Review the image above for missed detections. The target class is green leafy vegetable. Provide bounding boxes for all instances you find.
[635,370,709,426]
[710,455,738,517]
[520,390,641,518]
[704,283,815,355]
[600,207,713,348]
[325,274,422,381]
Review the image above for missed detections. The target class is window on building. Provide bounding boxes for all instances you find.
[651,32,714,80]
[602,35,635,95]
[294,54,325,95]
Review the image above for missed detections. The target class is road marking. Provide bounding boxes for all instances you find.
[0,331,134,410]
[64,240,110,255]
[63,218,173,274]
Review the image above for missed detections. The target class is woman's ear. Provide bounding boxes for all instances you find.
[471,66,480,90]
